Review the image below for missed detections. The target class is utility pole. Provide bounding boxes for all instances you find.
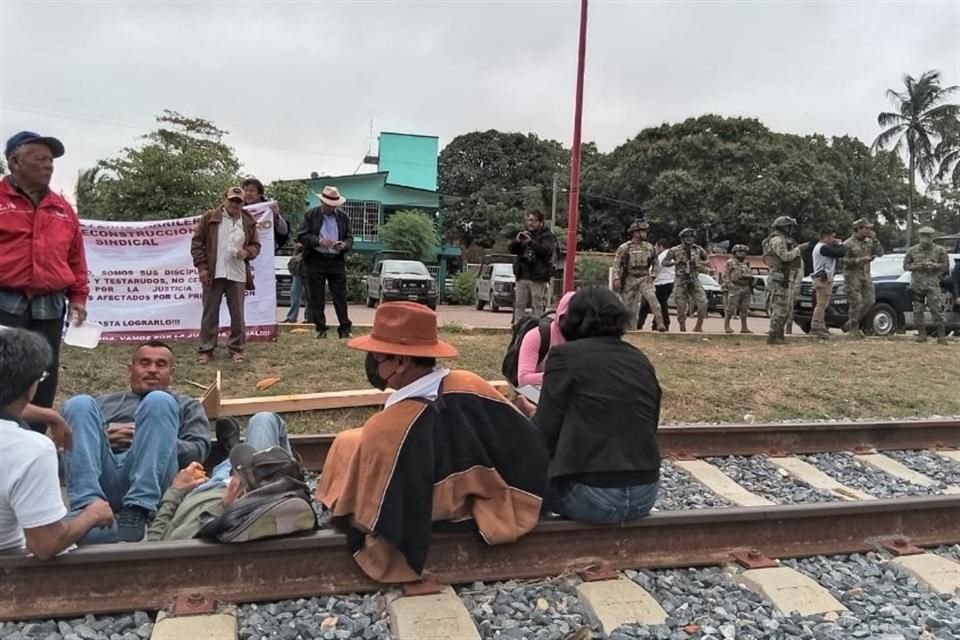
[562,0,589,293]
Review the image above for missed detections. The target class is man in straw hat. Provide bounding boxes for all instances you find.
[316,302,548,583]
[297,186,353,339]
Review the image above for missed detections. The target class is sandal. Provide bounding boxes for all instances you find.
[196,353,211,365]
[231,352,245,364]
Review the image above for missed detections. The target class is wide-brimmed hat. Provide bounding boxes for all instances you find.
[318,185,346,207]
[347,302,458,358]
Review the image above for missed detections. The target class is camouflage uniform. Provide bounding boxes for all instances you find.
[783,264,804,335]
[614,236,664,331]
[903,227,950,343]
[763,218,805,344]
[663,231,708,331]
[722,246,753,334]
[841,220,884,337]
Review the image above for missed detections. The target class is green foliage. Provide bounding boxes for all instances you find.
[76,110,241,220]
[575,257,611,287]
[0,157,5,175]
[379,210,439,261]
[445,271,477,305]
[268,179,309,232]
[345,252,372,304]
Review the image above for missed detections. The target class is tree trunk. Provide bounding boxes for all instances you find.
[907,152,915,247]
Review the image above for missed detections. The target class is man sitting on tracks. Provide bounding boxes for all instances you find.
[61,341,211,543]
[146,413,296,541]
[315,302,549,583]
[0,328,114,559]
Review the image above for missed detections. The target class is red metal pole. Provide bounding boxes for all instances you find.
[563,0,589,293]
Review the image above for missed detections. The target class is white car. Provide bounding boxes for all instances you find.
[365,259,438,309]
[476,262,516,312]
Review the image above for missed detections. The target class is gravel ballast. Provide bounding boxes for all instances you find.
[0,612,153,640]
[238,595,392,640]
[705,455,839,504]
[799,452,944,498]
[884,449,960,488]
[654,460,731,511]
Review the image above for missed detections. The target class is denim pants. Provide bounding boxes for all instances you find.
[63,391,180,514]
[551,479,659,524]
[285,274,304,323]
[193,412,291,494]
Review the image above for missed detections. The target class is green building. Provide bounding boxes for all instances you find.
[303,132,460,288]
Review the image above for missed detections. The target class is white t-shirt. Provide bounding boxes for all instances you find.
[0,419,67,551]
[654,250,675,286]
[214,211,248,283]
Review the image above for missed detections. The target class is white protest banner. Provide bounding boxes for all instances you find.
[80,213,277,343]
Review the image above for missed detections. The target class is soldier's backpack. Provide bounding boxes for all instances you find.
[501,312,554,387]
[196,476,318,543]
[761,234,776,267]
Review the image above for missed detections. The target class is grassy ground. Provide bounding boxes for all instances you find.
[57,330,960,434]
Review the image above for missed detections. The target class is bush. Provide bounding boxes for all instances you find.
[575,256,611,287]
[345,252,371,303]
[445,271,477,305]
[380,210,439,261]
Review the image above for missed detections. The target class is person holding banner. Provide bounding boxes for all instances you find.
[191,186,262,364]
[241,177,289,250]
[0,131,87,438]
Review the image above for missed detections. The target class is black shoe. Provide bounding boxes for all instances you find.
[316,330,328,339]
[116,506,148,542]
[338,328,352,339]
[215,416,242,453]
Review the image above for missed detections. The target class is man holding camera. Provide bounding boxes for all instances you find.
[508,210,557,324]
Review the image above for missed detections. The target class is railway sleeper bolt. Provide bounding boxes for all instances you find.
[876,536,925,557]
[731,549,779,569]
[170,592,216,617]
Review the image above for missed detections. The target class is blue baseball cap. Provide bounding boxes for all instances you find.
[4,131,65,159]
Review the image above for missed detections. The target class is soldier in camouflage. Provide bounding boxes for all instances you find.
[762,216,809,345]
[841,218,884,339]
[722,244,753,334]
[783,259,804,335]
[613,220,666,331]
[662,228,709,332]
[903,226,950,344]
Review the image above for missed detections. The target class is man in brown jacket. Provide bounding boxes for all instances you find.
[191,187,261,364]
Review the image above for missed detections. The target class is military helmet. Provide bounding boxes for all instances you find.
[772,216,796,229]
[917,226,936,236]
[679,227,696,238]
[627,219,650,234]
[732,244,749,254]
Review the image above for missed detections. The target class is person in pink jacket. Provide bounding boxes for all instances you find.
[516,292,574,387]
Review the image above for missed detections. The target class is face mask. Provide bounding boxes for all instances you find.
[365,353,392,391]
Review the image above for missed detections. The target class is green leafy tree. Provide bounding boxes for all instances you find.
[76,110,242,220]
[445,271,477,305]
[268,179,309,233]
[379,210,439,261]
[0,156,6,175]
[872,70,960,245]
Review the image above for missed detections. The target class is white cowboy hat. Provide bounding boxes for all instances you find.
[318,185,346,207]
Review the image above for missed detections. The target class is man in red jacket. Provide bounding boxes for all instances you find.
[0,131,88,441]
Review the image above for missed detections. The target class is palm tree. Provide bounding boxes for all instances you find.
[934,116,960,188]
[872,70,959,245]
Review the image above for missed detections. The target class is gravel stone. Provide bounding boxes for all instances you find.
[237,594,392,640]
[705,455,840,503]
[799,452,942,498]
[654,460,731,511]
[884,449,960,487]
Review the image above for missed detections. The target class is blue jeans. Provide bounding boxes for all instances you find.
[286,274,303,322]
[63,392,179,515]
[552,480,659,524]
[192,412,291,494]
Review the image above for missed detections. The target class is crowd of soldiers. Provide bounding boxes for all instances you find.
[611,216,957,346]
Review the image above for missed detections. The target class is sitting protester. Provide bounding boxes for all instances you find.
[516,291,574,387]
[316,302,548,583]
[0,328,114,559]
[517,286,662,524]
[147,412,295,541]
[62,341,211,542]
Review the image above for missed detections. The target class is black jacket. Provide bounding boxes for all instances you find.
[509,227,556,282]
[533,336,661,484]
[297,207,353,261]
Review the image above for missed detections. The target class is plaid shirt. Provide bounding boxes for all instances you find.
[0,289,65,320]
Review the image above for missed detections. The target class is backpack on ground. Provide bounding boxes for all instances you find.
[501,312,554,387]
[196,476,318,543]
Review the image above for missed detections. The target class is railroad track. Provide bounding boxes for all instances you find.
[1,418,958,637]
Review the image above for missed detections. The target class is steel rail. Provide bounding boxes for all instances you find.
[288,419,960,472]
[1,496,957,621]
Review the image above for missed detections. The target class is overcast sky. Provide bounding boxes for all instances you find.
[1,0,958,200]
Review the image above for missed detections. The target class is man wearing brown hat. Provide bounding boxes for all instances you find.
[297,186,353,339]
[191,187,262,364]
[841,218,884,339]
[316,302,548,583]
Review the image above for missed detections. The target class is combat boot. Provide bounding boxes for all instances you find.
[784,324,793,335]
[724,317,733,334]
[937,326,948,345]
[915,324,927,343]
[740,317,752,334]
[767,329,786,345]
[678,319,687,333]
[693,318,704,333]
